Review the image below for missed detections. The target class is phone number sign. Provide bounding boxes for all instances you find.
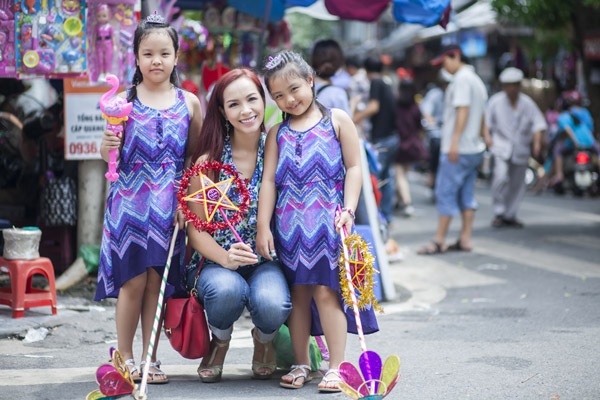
[64,78,110,160]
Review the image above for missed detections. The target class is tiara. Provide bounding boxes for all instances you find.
[146,11,165,24]
[265,54,284,70]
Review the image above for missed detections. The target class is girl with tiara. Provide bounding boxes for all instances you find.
[95,12,202,384]
[257,51,379,393]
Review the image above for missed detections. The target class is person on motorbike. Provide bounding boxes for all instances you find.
[552,90,600,185]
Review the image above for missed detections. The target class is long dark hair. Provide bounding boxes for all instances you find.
[311,39,344,80]
[127,20,180,102]
[262,50,328,121]
[190,68,266,164]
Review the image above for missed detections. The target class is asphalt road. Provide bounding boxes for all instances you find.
[1,177,599,400]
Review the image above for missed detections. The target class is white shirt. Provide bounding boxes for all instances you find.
[485,91,547,165]
[442,65,488,154]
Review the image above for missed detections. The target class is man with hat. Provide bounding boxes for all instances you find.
[418,44,487,254]
[483,67,546,228]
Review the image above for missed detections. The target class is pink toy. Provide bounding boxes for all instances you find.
[93,4,114,80]
[99,74,132,182]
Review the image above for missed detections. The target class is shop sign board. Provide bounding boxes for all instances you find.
[63,78,114,160]
[584,34,600,60]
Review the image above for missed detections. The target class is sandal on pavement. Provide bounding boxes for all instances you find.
[197,337,230,383]
[251,328,277,380]
[417,241,445,255]
[124,359,141,383]
[318,368,342,393]
[139,360,169,384]
[447,239,472,252]
[280,364,312,389]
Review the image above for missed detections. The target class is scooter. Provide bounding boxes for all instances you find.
[557,148,600,197]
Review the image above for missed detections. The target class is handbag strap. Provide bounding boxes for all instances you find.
[190,257,204,298]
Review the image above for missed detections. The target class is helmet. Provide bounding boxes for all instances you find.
[561,90,582,106]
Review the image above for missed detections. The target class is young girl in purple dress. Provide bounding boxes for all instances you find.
[95,14,202,383]
[257,51,379,393]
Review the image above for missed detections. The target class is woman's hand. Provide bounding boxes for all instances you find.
[224,242,258,270]
[335,209,354,234]
[256,226,276,261]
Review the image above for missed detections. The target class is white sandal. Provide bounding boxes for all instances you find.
[318,368,342,393]
[139,360,169,384]
[124,359,141,383]
[280,364,312,389]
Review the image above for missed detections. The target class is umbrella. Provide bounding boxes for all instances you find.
[173,0,451,27]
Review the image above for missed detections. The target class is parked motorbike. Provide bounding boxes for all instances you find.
[554,148,600,197]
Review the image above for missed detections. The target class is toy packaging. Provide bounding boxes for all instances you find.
[0,0,17,77]
[13,0,87,78]
[86,0,136,84]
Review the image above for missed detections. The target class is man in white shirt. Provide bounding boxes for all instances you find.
[419,44,487,254]
[483,67,546,228]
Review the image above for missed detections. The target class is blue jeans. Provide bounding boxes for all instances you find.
[373,135,399,224]
[187,261,291,341]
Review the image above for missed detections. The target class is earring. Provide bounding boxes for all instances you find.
[225,120,231,140]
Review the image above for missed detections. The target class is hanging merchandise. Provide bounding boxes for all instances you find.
[266,19,290,53]
[0,0,17,77]
[86,0,136,84]
[14,0,87,78]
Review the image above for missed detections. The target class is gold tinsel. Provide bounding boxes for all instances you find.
[338,233,383,313]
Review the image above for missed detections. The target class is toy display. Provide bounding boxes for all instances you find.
[86,0,136,84]
[0,0,16,77]
[14,0,87,78]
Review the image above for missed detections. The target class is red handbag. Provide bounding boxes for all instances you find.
[164,261,210,359]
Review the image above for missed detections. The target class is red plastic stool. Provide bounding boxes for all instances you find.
[0,257,58,318]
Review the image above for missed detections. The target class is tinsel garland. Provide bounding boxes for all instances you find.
[338,233,383,313]
[177,160,250,234]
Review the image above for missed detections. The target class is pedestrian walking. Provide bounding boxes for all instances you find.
[483,67,546,228]
[257,51,379,392]
[394,79,426,217]
[95,13,203,383]
[353,56,398,225]
[420,69,452,194]
[418,44,487,254]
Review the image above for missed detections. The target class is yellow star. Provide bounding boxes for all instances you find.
[183,173,240,222]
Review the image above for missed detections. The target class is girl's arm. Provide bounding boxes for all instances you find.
[183,92,204,168]
[256,124,280,260]
[186,155,257,270]
[333,108,362,232]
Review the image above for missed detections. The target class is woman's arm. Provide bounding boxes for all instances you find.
[333,108,362,232]
[256,124,280,259]
[186,155,257,270]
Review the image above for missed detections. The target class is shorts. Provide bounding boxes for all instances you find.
[435,152,484,216]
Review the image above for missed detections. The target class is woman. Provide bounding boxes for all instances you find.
[394,80,426,217]
[185,68,292,383]
[311,39,351,115]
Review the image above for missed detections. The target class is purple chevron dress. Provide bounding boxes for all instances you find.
[274,110,378,336]
[95,88,187,300]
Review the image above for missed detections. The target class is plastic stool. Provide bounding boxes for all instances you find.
[0,257,58,318]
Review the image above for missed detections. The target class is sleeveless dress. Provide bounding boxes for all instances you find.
[186,134,267,272]
[274,110,378,336]
[95,88,188,300]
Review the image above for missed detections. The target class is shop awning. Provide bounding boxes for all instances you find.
[173,0,451,25]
